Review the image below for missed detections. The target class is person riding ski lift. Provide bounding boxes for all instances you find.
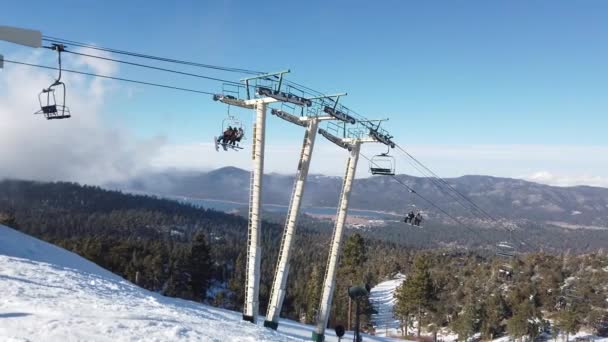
[414,212,423,226]
[220,126,233,144]
[228,127,239,146]
[235,127,244,145]
[229,127,244,146]
[404,210,415,224]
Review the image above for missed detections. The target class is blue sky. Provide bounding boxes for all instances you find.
[1,1,607,185]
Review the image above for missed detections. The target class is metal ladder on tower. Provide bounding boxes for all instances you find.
[319,156,350,302]
[268,168,301,307]
[243,123,257,315]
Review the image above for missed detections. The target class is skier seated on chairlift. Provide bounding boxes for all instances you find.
[219,126,234,144]
[230,127,244,146]
[404,211,415,224]
[413,212,423,226]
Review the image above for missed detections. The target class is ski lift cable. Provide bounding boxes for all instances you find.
[3,59,216,95]
[392,143,538,251]
[42,36,263,75]
[61,50,244,86]
[393,145,476,215]
[360,152,496,246]
[43,36,380,129]
[395,144,497,220]
[388,143,496,230]
[393,143,533,249]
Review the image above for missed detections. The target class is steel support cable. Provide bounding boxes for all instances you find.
[360,152,496,246]
[394,143,506,222]
[3,59,216,95]
[395,144,495,219]
[392,143,538,251]
[394,146,478,216]
[394,143,532,249]
[42,36,263,75]
[61,50,244,86]
[42,37,376,125]
[42,36,385,129]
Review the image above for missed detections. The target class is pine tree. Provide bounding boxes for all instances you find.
[394,280,414,336]
[228,251,246,310]
[189,232,212,301]
[452,302,477,341]
[306,265,322,323]
[394,254,434,337]
[331,233,371,328]
[555,307,580,342]
[481,292,507,339]
[0,211,17,227]
[507,301,542,342]
[342,233,368,279]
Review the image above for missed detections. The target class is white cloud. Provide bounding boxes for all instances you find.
[150,140,352,176]
[0,49,165,185]
[2,52,606,189]
[524,171,608,188]
[148,142,608,188]
[392,144,608,187]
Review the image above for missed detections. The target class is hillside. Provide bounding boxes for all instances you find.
[110,167,608,229]
[0,224,394,341]
[0,183,606,341]
[0,179,413,329]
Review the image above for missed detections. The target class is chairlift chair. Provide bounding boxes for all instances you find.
[35,82,71,120]
[496,241,515,258]
[370,151,396,176]
[222,115,245,136]
[402,190,425,227]
[34,43,71,120]
[214,104,246,152]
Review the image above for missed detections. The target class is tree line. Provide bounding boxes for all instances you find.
[394,251,608,340]
[1,179,606,339]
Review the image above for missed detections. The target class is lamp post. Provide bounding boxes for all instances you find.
[348,284,370,342]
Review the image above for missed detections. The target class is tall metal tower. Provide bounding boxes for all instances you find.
[214,70,317,324]
[312,116,394,342]
[0,26,43,71]
[264,93,346,330]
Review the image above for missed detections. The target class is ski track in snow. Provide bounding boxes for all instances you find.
[370,273,406,338]
[0,225,397,342]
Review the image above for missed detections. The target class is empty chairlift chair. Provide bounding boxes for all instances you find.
[34,43,71,120]
[370,153,396,176]
[496,241,516,258]
[35,82,71,120]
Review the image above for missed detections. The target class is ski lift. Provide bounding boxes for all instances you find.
[34,44,71,120]
[495,239,517,281]
[496,241,516,258]
[402,190,424,228]
[214,104,246,152]
[370,147,396,176]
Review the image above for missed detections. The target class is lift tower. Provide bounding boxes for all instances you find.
[0,26,43,70]
[264,93,346,330]
[312,117,394,342]
[214,70,316,324]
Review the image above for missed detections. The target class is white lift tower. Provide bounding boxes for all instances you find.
[312,115,395,342]
[264,93,347,330]
[213,71,315,324]
[0,25,43,70]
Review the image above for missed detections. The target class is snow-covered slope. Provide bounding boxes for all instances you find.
[370,273,406,337]
[0,225,396,341]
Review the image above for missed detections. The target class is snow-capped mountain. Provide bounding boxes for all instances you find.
[109,167,608,228]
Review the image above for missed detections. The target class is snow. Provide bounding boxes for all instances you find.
[567,330,608,342]
[369,273,407,338]
[0,225,397,341]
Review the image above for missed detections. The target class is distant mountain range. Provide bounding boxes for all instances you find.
[108,167,608,230]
